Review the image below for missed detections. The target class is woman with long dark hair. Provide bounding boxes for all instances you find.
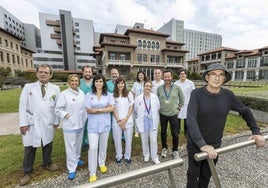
[113,77,134,166]
[84,74,115,183]
[131,70,147,138]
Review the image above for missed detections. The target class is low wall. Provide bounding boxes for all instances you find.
[230,109,268,123]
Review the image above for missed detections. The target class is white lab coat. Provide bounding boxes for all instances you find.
[134,93,160,132]
[174,79,195,119]
[19,81,60,147]
[55,88,87,131]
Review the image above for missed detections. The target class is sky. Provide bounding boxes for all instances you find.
[1,0,268,50]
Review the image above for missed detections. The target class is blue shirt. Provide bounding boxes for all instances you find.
[85,92,115,133]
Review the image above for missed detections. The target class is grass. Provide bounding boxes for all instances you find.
[0,84,267,186]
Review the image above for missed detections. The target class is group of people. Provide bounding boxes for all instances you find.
[19,63,265,187]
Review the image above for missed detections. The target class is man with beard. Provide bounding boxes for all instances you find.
[80,65,94,152]
[106,68,119,93]
[157,69,184,159]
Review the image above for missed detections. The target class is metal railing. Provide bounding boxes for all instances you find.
[75,158,184,188]
[194,134,268,188]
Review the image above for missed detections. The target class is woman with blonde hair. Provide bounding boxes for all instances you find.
[55,74,87,180]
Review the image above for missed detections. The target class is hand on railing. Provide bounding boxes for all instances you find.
[249,135,266,148]
[200,145,218,159]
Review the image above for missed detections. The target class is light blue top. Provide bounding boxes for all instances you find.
[106,80,115,93]
[85,92,115,133]
[80,78,92,94]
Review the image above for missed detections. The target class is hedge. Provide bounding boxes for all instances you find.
[236,95,268,112]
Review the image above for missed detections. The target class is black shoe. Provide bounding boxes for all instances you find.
[125,158,131,166]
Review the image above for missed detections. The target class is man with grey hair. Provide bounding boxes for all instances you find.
[19,64,60,186]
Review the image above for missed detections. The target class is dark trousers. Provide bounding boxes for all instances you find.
[23,141,53,174]
[186,139,219,188]
[160,114,179,151]
[178,118,187,135]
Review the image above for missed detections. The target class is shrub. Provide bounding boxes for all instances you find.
[236,95,268,112]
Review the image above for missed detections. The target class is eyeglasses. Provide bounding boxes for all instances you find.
[208,72,226,79]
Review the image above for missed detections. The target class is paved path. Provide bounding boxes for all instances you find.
[0,113,20,135]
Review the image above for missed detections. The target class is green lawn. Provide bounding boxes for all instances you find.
[0,84,267,187]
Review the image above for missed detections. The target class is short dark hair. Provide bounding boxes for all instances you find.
[163,69,173,76]
[178,69,187,75]
[82,65,93,72]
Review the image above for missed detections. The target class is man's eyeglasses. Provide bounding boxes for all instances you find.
[208,72,226,79]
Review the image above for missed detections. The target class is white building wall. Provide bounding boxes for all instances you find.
[39,13,61,52]
[73,18,94,53]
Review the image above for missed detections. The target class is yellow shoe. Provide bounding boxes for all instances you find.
[89,175,97,183]
[134,132,139,138]
[99,165,107,173]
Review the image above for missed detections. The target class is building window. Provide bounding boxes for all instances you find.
[75,22,79,26]
[5,39,8,47]
[247,58,257,67]
[235,71,244,79]
[17,56,20,64]
[246,70,255,79]
[0,37,2,45]
[150,55,155,63]
[110,40,116,43]
[0,51,3,62]
[137,39,142,48]
[226,61,234,69]
[143,54,147,62]
[147,41,151,49]
[137,54,142,62]
[10,42,13,49]
[120,41,125,44]
[155,55,160,63]
[120,54,125,61]
[259,70,268,79]
[236,59,245,68]
[152,41,155,49]
[75,28,79,32]
[110,53,115,60]
[12,55,15,64]
[6,53,10,63]
[155,41,160,50]
[260,56,268,67]
[142,40,146,48]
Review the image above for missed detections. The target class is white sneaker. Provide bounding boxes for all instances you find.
[172,151,179,159]
[144,156,149,162]
[161,148,167,158]
[153,160,160,164]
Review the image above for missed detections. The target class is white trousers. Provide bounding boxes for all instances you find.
[140,128,159,163]
[88,131,109,176]
[113,126,133,160]
[63,130,83,173]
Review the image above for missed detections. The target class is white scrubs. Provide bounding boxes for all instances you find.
[112,92,134,160]
[55,88,87,173]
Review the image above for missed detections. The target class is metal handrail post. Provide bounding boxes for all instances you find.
[207,158,221,188]
[167,167,176,188]
[194,134,268,187]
